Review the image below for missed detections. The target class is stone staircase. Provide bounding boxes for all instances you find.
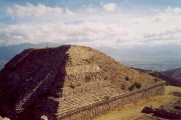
[5,49,33,69]
[15,48,69,110]
[39,81,124,115]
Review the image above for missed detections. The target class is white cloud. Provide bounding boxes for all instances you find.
[65,7,76,16]
[142,27,181,45]
[102,3,118,12]
[151,7,181,22]
[1,4,181,47]
[165,7,181,15]
[0,22,135,47]
[7,3,62,18]
[86,5,97,13]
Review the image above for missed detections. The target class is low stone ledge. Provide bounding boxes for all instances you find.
[55,81,165,120]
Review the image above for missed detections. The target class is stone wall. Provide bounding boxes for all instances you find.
[63,72,105,87]
[61,81,122,97]
[65,64,100,75]
[53,82,165,120]
[5,49,33,69]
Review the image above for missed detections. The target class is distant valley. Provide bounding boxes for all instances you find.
[97,45,181,72]
[121,56,181,72]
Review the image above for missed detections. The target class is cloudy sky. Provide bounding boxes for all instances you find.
[0,0,181,48]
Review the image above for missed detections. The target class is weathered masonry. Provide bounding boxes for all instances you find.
[0,45,165,120]
[47,81,165,120]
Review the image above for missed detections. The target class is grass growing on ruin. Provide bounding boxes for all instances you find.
[169,91,181,97]
[128,82,142,91]
[103,95,110,100]
[128,84,135,91]
[76,83,81,86]
[85,74,91,82]
[154,78,159,82]
[69,83,75,89]
[135,82,142,89]
[125,76,130,81]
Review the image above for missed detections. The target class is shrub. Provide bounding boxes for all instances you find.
[76,83,81,86]
[94,99,99,101]
[128,82,142,91]
[153,71,159,77]
[103,95,110,100]
[121,84,126,90]
[165,82,170,86]
[169,91,181,97]
[85,74,91,82]
[154,78,158,81]
[135,82,141,89]
[125,76,130,81]
[128,84,135,91]
[69,83,75,89]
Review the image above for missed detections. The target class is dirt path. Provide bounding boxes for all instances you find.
[94,86,181,120]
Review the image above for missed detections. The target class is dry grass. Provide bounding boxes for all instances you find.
[165,85,181,94]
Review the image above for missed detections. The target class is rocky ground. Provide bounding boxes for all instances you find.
[94,86,181,120]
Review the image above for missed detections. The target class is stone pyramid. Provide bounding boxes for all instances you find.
[0,45,164,120]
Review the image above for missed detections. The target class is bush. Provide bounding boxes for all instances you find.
[135,82,141,89]
[103,95,110,100]
[76,83,81,86]
[154,78,158,81]
[165,82,170,86]
[85,74,91,82]
[128,82,142,91]
[125,76,130,81]
[69,83,75,89]
[153,71,159,77]
[128,84,135,91]
[169,91,181,97]
[121,84,126,90]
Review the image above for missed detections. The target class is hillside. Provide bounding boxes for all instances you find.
[133,67,181,86]
[0,45,163,120]
[162,67,181,80]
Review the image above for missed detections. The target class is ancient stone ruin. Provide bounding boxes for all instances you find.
[0,45,165,120]
[142,99,181,119]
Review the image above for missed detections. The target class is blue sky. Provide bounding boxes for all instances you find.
[0,0,181,48]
